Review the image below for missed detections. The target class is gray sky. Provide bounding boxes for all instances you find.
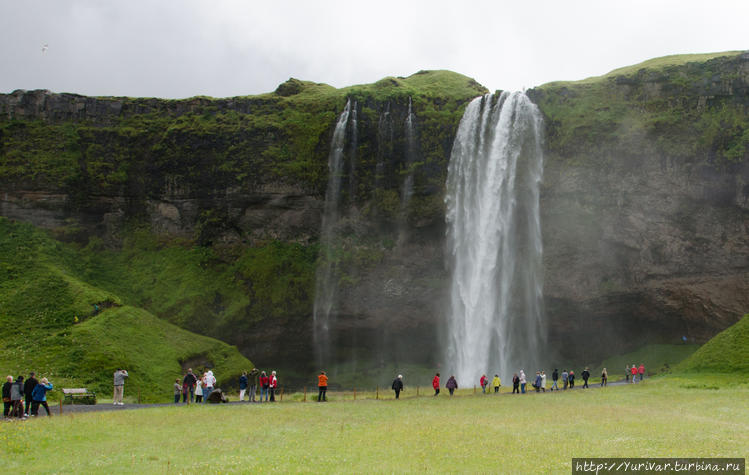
[1,0,747,98]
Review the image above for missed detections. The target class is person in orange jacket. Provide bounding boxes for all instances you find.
[432,373,440,396]
[630,364,638,383]
[317,371,328,402]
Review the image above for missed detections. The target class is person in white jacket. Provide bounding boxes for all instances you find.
[540,371,547,392]
[519,370,527,394]
[202,371,216,403]
[195,379,203,403]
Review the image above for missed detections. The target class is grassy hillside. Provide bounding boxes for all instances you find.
[0,218,252,401]
[590,343,700,380]
[677,314,749,374]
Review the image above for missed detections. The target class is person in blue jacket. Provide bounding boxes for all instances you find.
[31,378,53,416]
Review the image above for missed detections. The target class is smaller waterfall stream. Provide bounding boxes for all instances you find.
[313,99,353,368]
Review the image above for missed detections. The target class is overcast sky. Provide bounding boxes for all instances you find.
[1,0,747,99]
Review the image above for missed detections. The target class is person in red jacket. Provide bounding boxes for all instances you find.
[269,371,278,402]
[259,371,270,402]
[432,373,440,396]
[480,374,488,393]
[630,364,638,383]
[638,364,645,381]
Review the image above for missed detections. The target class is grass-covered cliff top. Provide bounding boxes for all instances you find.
[543,51,745,87]
[0,218,253,402]
[531,51,748,164]
[0,70,486,202]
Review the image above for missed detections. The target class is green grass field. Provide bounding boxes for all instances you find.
[1,375,747,473]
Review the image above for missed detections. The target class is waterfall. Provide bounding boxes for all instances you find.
[401,97,417,211]
[347,101,359,204]
[444,91,545,385]
[398,97,418,243]
[313,99,352,368]
[376,101,393,189]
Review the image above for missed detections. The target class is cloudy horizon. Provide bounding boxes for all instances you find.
[1,0,747,99]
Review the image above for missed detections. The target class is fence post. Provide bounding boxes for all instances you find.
[59,398,63,415]
[353,388,356,401]
[416,386,419,397]
[280,388,284,402]
[473,385,476,394]
[138,387,141,404]
[303,386,307,402]
[376,386,379,400]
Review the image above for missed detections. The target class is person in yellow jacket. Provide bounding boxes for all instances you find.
[492,374,501,393]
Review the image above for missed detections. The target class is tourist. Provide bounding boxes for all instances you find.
[23,371,38,416]
[533,371,541,392]
[512,373,520,394]
[625,365,630,383]
[630,364,638,383]
[30,378,53,416]
[195,378,203,403]
[203,370,216,402]
[492,374,501,393]
[445,375,458,396]
[582,367,590,388]
[239,371,248,402]
[183,368,197,403]
[260,371,269,402]
[638,364,645,381]
[318,371,328,402]
[432,373,440,396]
[113,368,128,406]
[540,371,547,392]
[551,368,559,391]
[519,370,527,394]
[173,379,182,403]
[601,368,608,387]
[480,374,488,393]
[569,370,575,389]
[249,368,260,402]
[2,376,12,418]
[392,374,404,399]
[10,375,25,418]
[562,369,569,390]
[269,371,278,402]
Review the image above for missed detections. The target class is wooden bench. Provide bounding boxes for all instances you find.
[62,388,97,405]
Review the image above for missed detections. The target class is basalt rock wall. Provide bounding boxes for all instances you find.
[1,56,748,369]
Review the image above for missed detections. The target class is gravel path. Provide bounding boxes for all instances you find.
[35,378,635,416]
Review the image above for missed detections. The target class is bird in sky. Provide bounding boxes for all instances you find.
[42,43,48,54]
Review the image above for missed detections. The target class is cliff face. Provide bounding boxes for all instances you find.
[1,56,747,370]
[532,52,749,359]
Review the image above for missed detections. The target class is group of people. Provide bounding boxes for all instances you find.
[237,369,279,402]
[416,364,647,398]
[172,368,280,404]
[2,372,54,419]
[625,364,647,383]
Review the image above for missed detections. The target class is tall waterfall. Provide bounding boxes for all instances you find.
[313,99,352,368]
[444,91,545,385]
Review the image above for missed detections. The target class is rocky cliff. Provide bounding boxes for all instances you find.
[1,54,747,373]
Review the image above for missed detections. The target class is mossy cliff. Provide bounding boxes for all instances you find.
[0,71,487,376]
[530,52,748,360]
[1,54,747,375]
